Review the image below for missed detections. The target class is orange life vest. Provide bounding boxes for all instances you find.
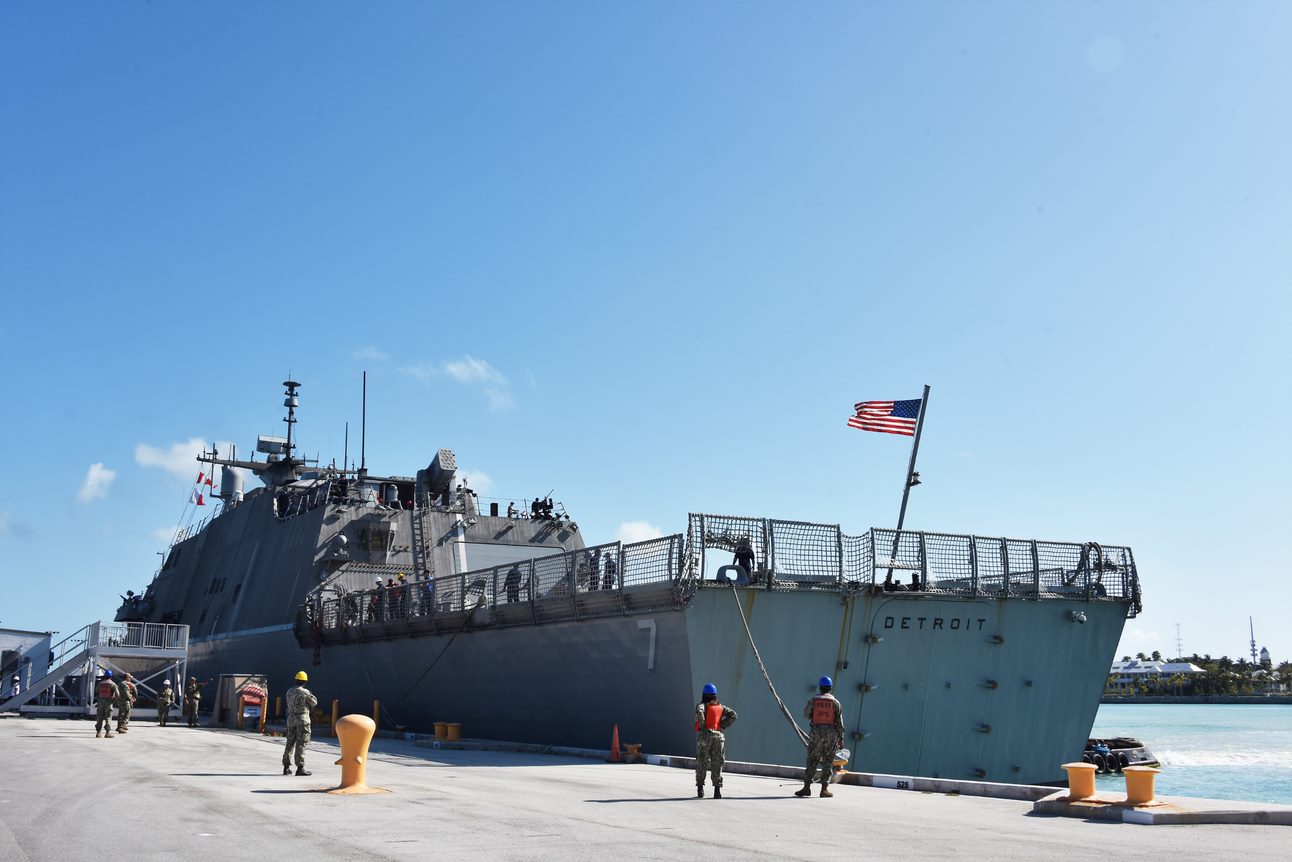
[811,695,835,726]
[696,702,725,731]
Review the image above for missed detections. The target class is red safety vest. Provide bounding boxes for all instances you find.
[696,702,725,731]
[97,680,115,700]
[811,696,835,726]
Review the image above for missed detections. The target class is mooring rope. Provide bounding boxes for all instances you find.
[728,581,809,748]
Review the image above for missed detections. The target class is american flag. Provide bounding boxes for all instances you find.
[848,399,921,436]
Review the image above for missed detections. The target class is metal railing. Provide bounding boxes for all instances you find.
[95,621,190,650]
[687,513,1141,617]
[299,512,1143,641]
[301,534,687,636]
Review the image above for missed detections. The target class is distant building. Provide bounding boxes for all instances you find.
[1260,646,1271,668]
[1108,659,1205,691]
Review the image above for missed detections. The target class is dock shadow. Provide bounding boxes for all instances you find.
[251,788,335,794]
[587,796,787,803]
[170,772,272,777]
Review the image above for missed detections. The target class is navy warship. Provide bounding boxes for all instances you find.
[117,380,1142,784]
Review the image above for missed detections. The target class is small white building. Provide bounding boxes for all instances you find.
[1108,659,1205,691]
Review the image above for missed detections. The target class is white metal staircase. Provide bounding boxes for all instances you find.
[0,621,189,715]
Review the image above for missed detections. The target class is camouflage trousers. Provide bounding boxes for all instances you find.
[695,730,726,788]
[803,727,840,787]
[283,717,311,769]
[185,701,199,726]
[158,705,172,726]
[116,702,133,731]
[95,701,114,734]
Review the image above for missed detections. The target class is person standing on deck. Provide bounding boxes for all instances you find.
[283,671,318,776]
[115,672,137,733]
[156,679,175,726]
[184,676,206,727]
[795,676,844,798]
[694,682,737,798]
[94,671,119,738]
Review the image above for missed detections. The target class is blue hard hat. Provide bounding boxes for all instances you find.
[702,682,718,695]
[104,670,113,677]
[819,675,833,687]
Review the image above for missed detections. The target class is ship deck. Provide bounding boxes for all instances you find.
[2,717,1286,860]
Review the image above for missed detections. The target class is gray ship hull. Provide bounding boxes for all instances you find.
[189,582,1125,784]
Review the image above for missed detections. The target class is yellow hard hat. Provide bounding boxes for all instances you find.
[295,671,308,681]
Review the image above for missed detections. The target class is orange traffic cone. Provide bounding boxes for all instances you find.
[607,724,622,763]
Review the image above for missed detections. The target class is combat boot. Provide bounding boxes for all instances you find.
[296,767,312,776]
[95,731,102,738]
[794,785,812,797]
[104,731,114,738]
[696,785,704,798]
[713,787,722,799]
[283,765,291,775]
[820,786,833,798]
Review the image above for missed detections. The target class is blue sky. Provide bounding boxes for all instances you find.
[1,3,1288,665]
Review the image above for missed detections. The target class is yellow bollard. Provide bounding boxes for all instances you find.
[1123,766,1161,805]
[447,722,462,741]
[1061,762,1097,800]
[328,714,389,795]
[434,721,448,740]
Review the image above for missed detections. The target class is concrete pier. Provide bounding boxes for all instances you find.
[1,717,1287,861]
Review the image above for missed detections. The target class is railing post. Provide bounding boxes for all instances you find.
[969,536,979,597]
[1000,538,1010,595]
[917,532,928,590]
[765,519,775,591]
[835,525,845,588]
[1030,541,1041,597]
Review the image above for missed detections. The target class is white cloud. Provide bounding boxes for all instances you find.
[399,362,437,382]
[615,521,665,544]
[399,355,515,411]
[154,526,182,544]
[352,345,388,362]
[0,511,31,539]
[136,437,209,483]
[457,469,493,495]
[77,463,117,503]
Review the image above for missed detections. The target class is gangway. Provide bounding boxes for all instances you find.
[0,621,189,718]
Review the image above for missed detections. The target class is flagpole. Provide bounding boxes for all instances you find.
[894,384,931,533]
[885,384,930,586]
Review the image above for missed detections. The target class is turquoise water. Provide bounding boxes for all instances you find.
[1090,703,1292,805]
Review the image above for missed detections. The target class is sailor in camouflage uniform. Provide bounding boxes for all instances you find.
[94,670,119,738]
[184,677,203,726]
[795,675,844,798]
[283,670,319,776]
[693,682,737,798]
[156,679,175,726]
[115,672,137,733]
